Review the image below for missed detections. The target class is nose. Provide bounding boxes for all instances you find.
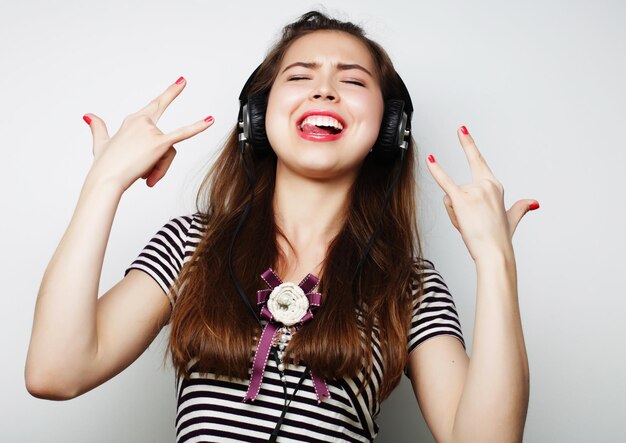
[310,78,338,102]
[311,90,336,101]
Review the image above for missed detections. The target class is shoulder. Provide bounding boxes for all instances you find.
[166,211,208,232]
[408,257,440,293]
[408,257,459,317]
[156,211,209,244]
[123,211,209,297]
[406,257,465,356]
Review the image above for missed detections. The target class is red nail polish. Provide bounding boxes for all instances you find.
[204,116,214,123]
[83,114,92,125]
[460,126,469,135]
[175,76,185,84]
[529,202,540,210]
[427,154,435,163]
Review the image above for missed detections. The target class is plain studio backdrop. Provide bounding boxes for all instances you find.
[1,0,624,441]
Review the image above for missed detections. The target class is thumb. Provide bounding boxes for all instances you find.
[507,199,540,237]
[83,113,110,154]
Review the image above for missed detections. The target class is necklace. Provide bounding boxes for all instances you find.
[270,324,297,382]
[243,268,331,404]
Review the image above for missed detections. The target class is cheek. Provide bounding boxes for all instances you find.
[353,95,385,144]
[265,90,296,149]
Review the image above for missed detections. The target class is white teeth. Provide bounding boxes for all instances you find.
[300,115,343,130]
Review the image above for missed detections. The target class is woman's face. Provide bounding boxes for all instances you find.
[266,30,385,181]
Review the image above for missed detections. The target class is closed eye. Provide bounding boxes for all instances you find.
[343,80,365,87]
[287,76,365,87]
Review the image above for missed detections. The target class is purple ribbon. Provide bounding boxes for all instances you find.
[243,268,331,404]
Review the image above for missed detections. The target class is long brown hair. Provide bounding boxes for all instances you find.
[168,10,427,402]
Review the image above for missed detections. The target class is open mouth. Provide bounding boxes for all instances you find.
[299,123,343,135]
[298,115,345,136]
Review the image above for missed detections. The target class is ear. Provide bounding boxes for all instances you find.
[374,99,404,158]
[247,93,271,156]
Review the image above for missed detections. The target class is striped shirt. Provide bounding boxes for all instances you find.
[125,213,465,442]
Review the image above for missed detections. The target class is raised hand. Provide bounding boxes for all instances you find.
[83,76,214,191]
[426,125,539,262]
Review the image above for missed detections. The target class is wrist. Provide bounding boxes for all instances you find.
[83,168,127,198]
[84,166,127,196]
[474,246,516,270]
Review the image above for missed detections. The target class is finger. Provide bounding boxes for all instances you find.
[163,115,215,146]
[138,76,187,124]
[443,194,461,231]
[83,113,110,145]
[457,125,494,181]
[146,146,177,187]
[425,154,462,199]
[507,199,540,236]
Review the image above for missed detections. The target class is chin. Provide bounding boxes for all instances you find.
[270,133,372,180]
[279,155,362,181]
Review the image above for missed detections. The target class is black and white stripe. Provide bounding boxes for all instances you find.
[125,213,465,442]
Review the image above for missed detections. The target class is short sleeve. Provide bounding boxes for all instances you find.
[405,260,465,375]
[124,214,194,308]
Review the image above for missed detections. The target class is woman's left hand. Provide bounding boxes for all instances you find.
[426,125,539,262]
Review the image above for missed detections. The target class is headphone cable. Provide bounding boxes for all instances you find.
[228,142,310,440]
[350,148,407,287]
[228,144,407,441]
[227,141,262,325]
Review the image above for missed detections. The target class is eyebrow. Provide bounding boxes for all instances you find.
[280,61,373,77]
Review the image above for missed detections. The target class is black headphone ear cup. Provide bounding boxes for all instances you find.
[247,93,271,156]
[374,99,404,157]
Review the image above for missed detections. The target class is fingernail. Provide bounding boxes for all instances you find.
[83,114,92,125]
[175,76,185,84]
[460,125,469,135]
[204,115,214,123]
[427,154,435,163]
[529,202,540,211]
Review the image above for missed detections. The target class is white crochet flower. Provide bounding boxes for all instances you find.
[267,282,309,326]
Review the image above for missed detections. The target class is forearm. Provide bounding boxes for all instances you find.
[451,250,529,443]
[26,171,125,395]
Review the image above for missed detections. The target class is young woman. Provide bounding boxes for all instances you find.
[26,11,534,443]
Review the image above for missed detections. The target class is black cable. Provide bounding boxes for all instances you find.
[227,141,262,326]
[227,142,307,440]
[269,360,310,443]
[351,148,406,287]
[229,142,407,441]
[268,149,407,440]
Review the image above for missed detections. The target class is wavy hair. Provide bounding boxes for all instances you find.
[167,10,426,402]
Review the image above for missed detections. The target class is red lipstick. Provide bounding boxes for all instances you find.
[296,109,346,142]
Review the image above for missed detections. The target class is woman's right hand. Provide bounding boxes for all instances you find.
[84,76,214,192]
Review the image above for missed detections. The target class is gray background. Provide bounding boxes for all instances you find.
[2,0,625,441]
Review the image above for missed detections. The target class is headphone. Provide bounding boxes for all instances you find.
[237,64,414,159]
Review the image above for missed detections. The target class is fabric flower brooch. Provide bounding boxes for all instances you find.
[243,268,331,404]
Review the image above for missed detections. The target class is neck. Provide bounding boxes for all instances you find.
[273,161,355,273]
